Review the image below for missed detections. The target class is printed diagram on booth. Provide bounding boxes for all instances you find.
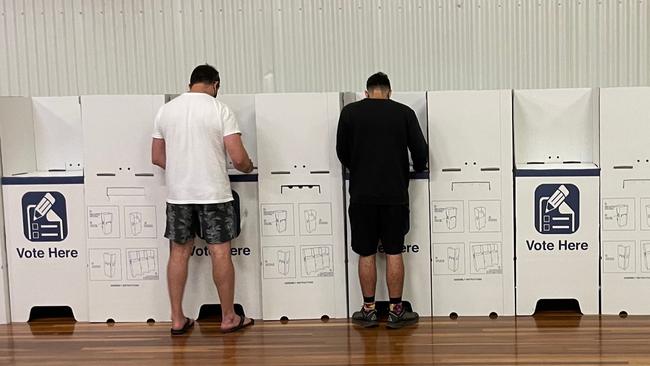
[89,248,122,281]
[301,245,333,277]
[124,206,157,238]
[642,241,650,273]
[470,242,502,274]
[602,198,635,231]
[640,198,650,231]
[468,200,501,233]
[603,241,636,273]
[262,246,296,279]
[431,201,464,233]
[261,203,294,236]
[87,206,120,238]
[299,203,333,236]
[126,248,159,280]
[433,243,465,275]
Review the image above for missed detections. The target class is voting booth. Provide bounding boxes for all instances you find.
[514,88,600,315]
[428,90,515,317]
[0,189,9,324]
[344,92,432,316]
[600,87,650,315]
[181,94,263,320]
[82,95,169,322]
[0,96,88,322]
[256,93,347,320]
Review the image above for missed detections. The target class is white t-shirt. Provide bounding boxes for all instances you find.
[153,92,241,204]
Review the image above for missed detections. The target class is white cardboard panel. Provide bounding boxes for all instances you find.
[82,95,169,322]
[514,88,600,315]
[32,97,83,171]
[0,97,36,176]
[515,174,600,315]
[345,92,431,316]
[514,88,599,165]
[256,93,347,320]
[600,87,650,314]
[3,179,88,322]
[428,90,515,316]
[0,180,10,323]
[256,93,336,175]
[81,95,165,180]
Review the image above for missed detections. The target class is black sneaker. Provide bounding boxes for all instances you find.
[351,307,379,328]
[387,307,419,329]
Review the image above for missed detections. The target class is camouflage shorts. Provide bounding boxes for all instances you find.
[165,201,237,244]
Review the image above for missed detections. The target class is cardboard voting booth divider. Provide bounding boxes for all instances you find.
[82,95,169,322]
[0,188,9,324]
[600,87,650,315]
[256,93,347,320]
[0,96,87,322]
[428,90,515,316]
[514,88,600,315]
[344,92,432,317]
[181,94,262,320]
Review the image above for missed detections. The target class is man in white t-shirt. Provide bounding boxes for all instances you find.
[152,64,254,334]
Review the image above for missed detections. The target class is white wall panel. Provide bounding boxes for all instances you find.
[0,0,648,96]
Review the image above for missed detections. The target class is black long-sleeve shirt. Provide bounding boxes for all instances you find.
[336,98,428,205]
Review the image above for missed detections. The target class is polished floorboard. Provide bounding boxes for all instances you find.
[1,313,650,365]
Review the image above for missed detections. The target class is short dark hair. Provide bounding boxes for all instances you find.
[366,72,391,91]
[190,64,220,86]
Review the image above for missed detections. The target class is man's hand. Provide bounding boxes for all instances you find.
[224,133,254,173]
[151,138,166,169]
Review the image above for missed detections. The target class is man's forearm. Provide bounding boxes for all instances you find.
[153,159,166,170]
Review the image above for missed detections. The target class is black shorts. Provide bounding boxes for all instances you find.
[165,201,238,244]
[348,203,410,256]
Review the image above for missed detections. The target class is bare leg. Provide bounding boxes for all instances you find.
[386,253,404,299]
[168,240,194,329]
[358,254,377,299]
[209,242,252,330]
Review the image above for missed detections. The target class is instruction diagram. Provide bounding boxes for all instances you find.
[126,248,159,280]
[447,247,461,272]
[124,206,157,238]
[641,198,650,231]
[432,243,465,275]
[468,200,501,233]
[261,203,294,236]
[618,245,631,271]
[301,245,334,277]
[642,242,650,273]
[87,206,120,238]
[470,242,502,274]
[299,203,332,236]
[602,198,635,231]
[431,201,464,233]
[603,241,635,273]
[89,248,122,281]
[262,246,296,279]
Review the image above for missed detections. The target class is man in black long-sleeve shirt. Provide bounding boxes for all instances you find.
[337,72,428,329]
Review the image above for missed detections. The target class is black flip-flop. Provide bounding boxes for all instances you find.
[170,317,194,335]
[221,315,254,334]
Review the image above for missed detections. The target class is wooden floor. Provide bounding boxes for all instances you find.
[1,313,650,365]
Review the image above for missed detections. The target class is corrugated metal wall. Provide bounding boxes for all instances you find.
[1,0,648,96]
